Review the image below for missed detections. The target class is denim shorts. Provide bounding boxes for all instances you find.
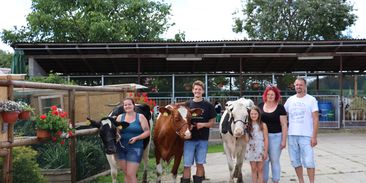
[288,135,315,168]
[183,140,208,167]
[116,146,144,163]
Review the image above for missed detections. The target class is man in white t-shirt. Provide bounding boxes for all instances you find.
[284,77,319,183]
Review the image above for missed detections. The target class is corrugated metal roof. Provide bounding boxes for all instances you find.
[11,40,366,75]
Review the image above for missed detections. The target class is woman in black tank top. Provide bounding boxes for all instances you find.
[259,86,288,183]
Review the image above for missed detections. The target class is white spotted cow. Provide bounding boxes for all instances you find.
[89,103,152,183]
[219,98,254,183]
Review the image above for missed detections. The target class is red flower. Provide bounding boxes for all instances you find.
[60,141,65,145]
[51,106,58,111]
[68,131,73,137]
[40,114,47,120]
[143,96,148,103]
[52,137,57,142]
[60,112,66,118]
[56,131,62,136]
[142,92,148,97]
[52,110,59,115]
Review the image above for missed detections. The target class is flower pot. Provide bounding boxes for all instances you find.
[1,111,20,124]
[37,129,51,139]
[251,82,260,90]
[19,111,31,120]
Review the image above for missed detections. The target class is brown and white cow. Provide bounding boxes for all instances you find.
[219,98,254,183]
[153,103,202,183]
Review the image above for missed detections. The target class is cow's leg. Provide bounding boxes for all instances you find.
[223,140,235,183]
[142,144,150,183]
[106,154,118,183]
[155,152,163,183]
[171,152,183,183]
[236,138,247,183]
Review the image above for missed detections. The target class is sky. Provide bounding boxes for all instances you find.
[0,0,365,53]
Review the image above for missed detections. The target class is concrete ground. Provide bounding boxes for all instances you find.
[163,132,366,183]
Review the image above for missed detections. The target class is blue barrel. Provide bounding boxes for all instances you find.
[318,102,334,121]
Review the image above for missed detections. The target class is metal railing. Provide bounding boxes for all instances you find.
[151,95,346,129]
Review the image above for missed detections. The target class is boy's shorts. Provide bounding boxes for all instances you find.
[183,140,208,167]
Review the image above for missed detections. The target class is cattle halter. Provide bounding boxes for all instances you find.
[172,119,190,136]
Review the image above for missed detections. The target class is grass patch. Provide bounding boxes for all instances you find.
[91,143,224,183]
[207,144,224,153]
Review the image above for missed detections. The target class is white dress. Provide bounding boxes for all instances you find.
[245,123,265,161]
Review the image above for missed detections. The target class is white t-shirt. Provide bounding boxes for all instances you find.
[284,94,318,137]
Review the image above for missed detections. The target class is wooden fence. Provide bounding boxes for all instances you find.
[0,77,135,183]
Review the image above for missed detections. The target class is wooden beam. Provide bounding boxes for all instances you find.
[69,89,76,183]
[0,129,98,148]
[0,80,134,92]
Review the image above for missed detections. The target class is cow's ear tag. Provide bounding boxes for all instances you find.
[192,113,197,117]
[86,120,91,126]
[118,125,123,130]
[163,112,169,116]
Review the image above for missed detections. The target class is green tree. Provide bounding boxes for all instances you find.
[1,0,176,44]
[233,0,357,40]
[0,50,12,68]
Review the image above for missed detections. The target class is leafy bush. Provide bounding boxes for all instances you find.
[76,136,108,180]
[36,135,108,180]
[29,71,74,85]
[37,143,70,169]
[0,147,46,183]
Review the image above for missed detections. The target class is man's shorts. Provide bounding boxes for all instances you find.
[183,140,208,167]
[288,135,315,168]
[117,146,144,163]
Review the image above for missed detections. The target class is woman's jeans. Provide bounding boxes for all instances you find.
[263,132,282,182]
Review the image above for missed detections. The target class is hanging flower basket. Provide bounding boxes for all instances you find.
[35,106,74,144]
[19,111,31,120]
[251,82,260,90]
[183,83,191,91]
[288,83,295,90]
[0,100,22,124]
[37,129,51,139]
[1,111,20,124]
[18,101,34,120]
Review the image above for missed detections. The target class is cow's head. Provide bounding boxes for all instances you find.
[157,104,202,139]
[88,117,129,154]
[225,98,254,137]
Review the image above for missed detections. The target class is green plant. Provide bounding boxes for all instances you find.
[35,105,74,144]
[75,137,108,180]
[0,100,21,112]
[29,71,75,85]
[0,146,46,183]
[18,101,35,113]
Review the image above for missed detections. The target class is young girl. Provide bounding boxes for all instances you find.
[245,106,269,183]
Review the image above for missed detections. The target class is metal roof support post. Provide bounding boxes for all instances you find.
[339,56,344,128]
[205,74,208,100]
[137,57,141,84]
[239,58,243,97]
[172,74,175,103]
[272,73,275,85]
[101,75,104,86]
